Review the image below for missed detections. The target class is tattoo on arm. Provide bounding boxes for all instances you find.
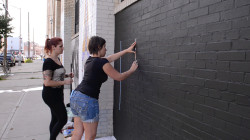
[43,70,53,80]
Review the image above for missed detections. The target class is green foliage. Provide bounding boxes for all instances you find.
[29,77,40,79]
[0,76,6,80]
[25,58,33,63]
[0,9,14,49]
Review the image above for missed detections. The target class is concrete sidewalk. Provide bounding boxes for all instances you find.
[1,60,45,139]
[0,60,116,140]
[0,60,61,140]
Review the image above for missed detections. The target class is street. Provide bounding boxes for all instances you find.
[0,60,69,140]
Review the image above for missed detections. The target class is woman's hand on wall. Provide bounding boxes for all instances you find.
[126,42,136,53]
[106,41,137,62]
[130,60,138,72]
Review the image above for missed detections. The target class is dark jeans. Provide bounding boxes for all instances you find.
[42,91,67,140]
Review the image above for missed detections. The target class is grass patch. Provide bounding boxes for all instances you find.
[29,77,40,79]
[0,76,7,80]
[25,59,33,63]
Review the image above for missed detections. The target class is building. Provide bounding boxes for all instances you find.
[34,45,44,56]
[7,37,24,55]
[47,0,117,137]
[48,0,250,139]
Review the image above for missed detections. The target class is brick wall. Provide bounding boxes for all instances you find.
[61,0,79,122]
[76,0,115,137]
[61,0,73,75]
[96,0,115,137]
[78,0,97,84]
[62,0,116,137]
[114,0,250,139]
[55,0,61,37]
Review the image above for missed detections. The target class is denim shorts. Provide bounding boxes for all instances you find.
[70,90,99,123]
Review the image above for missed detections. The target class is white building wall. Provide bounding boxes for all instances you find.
[7,37,24,51]
[55,0,61,37]
[61,0,74,78]
[79,0,97,84]
[79,0,115,137]
[61,0,65,64]
[96,0,115,137]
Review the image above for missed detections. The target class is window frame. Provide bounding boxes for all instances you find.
[75,0,79,34]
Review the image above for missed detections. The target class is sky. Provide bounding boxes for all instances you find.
[2,0,47,46]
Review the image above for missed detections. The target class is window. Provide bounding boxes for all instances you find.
[75,0,79,34]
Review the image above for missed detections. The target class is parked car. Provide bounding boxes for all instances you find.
[0,53,16,66]
[15,55,25,63]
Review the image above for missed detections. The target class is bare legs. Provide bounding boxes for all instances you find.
[71,117,84,140]
[83,121,98,140]
[71,117,98,140]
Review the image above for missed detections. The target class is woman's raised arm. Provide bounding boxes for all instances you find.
[106,42,136,63]
[103,60,138,81]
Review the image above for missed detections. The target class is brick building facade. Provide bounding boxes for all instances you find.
[57,0,116,137]
[114,0,250,139]
[48,0,250,139]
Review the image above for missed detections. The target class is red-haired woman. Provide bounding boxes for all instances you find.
[42,37,74,140]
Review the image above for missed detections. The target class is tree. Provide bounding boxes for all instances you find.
[0,8,13,75]
[0,8,13,50]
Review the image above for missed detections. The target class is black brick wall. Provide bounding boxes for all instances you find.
[114,0,250,139]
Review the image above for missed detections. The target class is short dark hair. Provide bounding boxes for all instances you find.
[88,36,106,55]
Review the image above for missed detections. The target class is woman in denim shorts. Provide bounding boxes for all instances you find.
[70,36,138,140]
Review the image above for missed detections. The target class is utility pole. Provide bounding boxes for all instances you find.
[28,12,30,58]
[18,8,22,66]
[51,0,54,37]
[50,18,53,38]
[3,0,8,69]
[33,28,35,56]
